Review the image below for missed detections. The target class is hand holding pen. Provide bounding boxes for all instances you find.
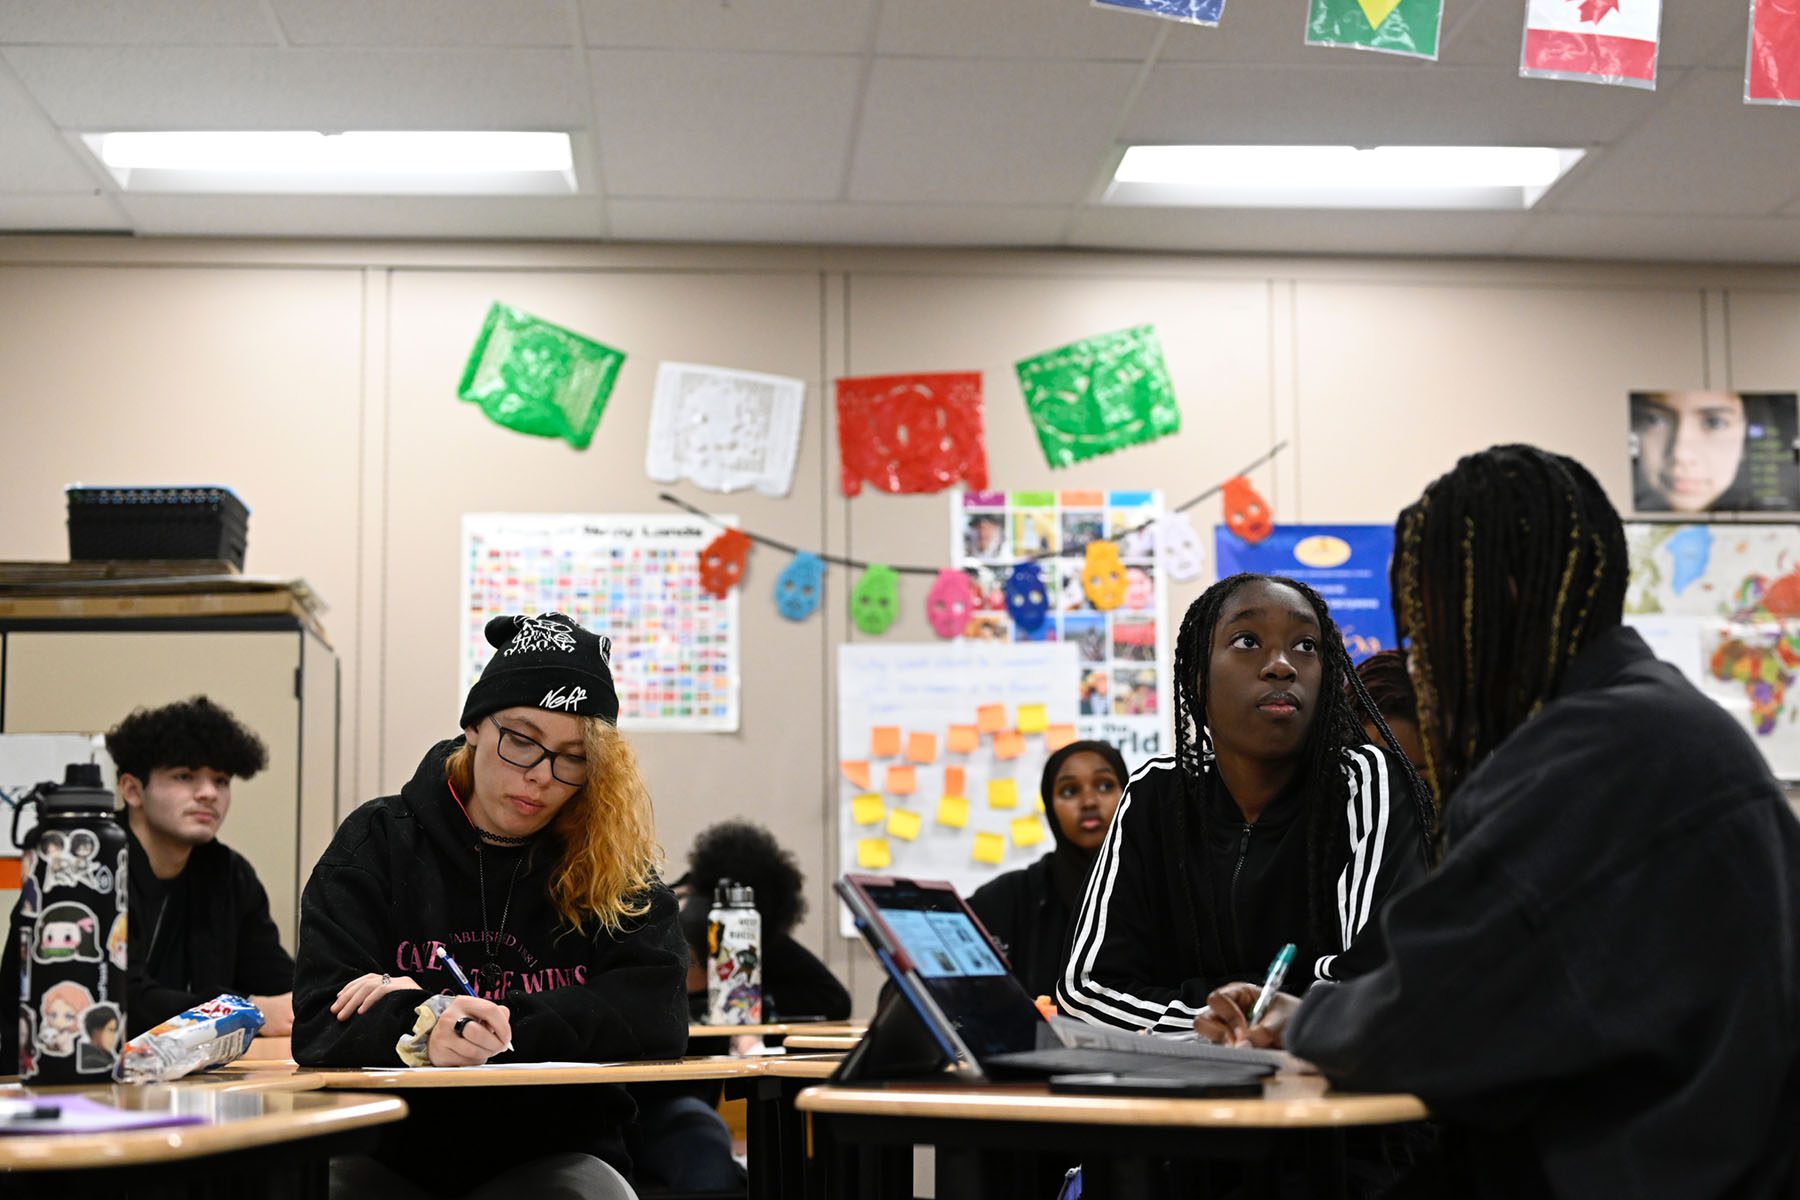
[431,945,515,1063]
[1193,943,1300,1048]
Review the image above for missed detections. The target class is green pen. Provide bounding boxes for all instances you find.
[1247,943,1296,1028]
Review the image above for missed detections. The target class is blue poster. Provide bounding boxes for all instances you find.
[1093,0,1226,26]
[1214,524,1395,661]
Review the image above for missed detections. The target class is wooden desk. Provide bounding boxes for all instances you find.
[796,1073,1429,1200]
[311,1054,770,1090]
[688,1020,863,1041]
[783,1034,863,1052]
[0,1084,405,1198]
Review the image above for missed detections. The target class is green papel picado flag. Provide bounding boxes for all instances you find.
[1306,0,1442,59]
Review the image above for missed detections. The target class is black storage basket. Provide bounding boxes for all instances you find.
[66,487,249,569]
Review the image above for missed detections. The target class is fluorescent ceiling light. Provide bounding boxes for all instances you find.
[80,131,577,195]
[1107,145,1585,210]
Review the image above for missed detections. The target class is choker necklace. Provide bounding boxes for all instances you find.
[477,829,536,847]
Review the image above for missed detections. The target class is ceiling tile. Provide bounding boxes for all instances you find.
[1065,205,1530,256]
[270,0,572,47]
[592,51,861,201]
[116,194,606,239]
[3,46,588,129]
[1512,212,1800,264]
[0,1,276,45]
[874,0,1157,60]
[1541,68,1800,217]
[580,0,877,54]
[1155,0,1406,64]
[0,69,101,192]
[0,193,124,231]
[849,58,1139,205]
[607,198,1068,244]
[1126,61,1660,145]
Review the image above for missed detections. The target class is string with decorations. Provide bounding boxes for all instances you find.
[674,441,1283,635]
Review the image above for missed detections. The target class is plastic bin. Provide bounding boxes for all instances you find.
[66,486,249,569]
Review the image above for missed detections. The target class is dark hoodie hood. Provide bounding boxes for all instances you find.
[401,736,560,885]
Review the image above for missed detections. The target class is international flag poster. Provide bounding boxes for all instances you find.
[1305,0,1442,60]
[1520,0,1661,90]
[1093,0,1227,26]
[1747,0,1800,106]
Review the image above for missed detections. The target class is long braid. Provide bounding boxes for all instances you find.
[1392,445,1628,809]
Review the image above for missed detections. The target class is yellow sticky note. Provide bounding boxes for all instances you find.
[987,778,1019,809]
[993,731,1026,760]
[944,765,966,795]
[887,808,923,842]
[871,726,901,757]
[906,732,938,764]
[857,838,892,869]
[840,760,871,790]
[852,794,886,825]
[937,794,970,829]
[885,764,918,795]
[1017,703,1049,735]
[1011,814,1046,848]
[1045,723,1078,752]
[976,704,1008,734]
[947,725,979,753]
[973,832,1006,865]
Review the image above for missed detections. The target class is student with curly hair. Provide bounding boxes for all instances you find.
[294,613,685,1199]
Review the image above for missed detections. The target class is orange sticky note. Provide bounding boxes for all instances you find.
[987,778,1019,809]
[944,766,966,795]
[852,794,886,826]
[972,832,1006,865]
[947,725,979,753]
[937,794,970,829]
[885,765,918,795]
[976,704,1008,734]
[871,726,901,757]
[993,731,1026,760]
[906,732,938,764]
[887,808,923,842]
[857,838,892,869]
[1011,814,1046,848]
[840,760,872,790]
[1045,724,1078,752]
[1017,703,1049,735]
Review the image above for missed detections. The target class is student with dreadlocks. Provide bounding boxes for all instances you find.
[1204,446,1800,1198]
[1058,573,1435,1037]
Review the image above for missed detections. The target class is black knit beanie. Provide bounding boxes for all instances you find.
[459,613,619,728]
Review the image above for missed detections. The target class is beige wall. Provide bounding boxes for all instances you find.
[3,238,1797,1010]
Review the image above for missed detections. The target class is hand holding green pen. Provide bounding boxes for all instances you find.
[1247,942,1296,1028]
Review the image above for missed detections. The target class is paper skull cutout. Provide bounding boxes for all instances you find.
[1004,562,1050,632]
[851,564,899,635]
[774,551,824,621]
[1082,540,1128,611]
[926,569,978,639]
[1222,476,1273,544]
[698,527,752,599]
[1153,514,1205,582]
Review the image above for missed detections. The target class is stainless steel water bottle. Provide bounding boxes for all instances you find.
[704,881,762,1025]
[12,763,129,1083]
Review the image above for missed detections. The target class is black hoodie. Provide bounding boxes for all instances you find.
[292,738,687,1187]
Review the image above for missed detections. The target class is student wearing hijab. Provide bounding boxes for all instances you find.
[293,613,685,1200]
[967,740,1128,999]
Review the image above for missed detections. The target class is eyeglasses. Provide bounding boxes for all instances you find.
[488,717,588,787]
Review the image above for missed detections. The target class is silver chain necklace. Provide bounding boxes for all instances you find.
[475,843,526,990]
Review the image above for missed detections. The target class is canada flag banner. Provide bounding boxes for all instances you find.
[1520,0,1661,89]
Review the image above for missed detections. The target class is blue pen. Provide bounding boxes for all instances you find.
[1246,943,1296,1029]
[435,945,514,1052]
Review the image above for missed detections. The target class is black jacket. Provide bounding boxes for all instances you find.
[1057,744,1426,1033]
[0,830,292,1072]
[1288,626,1800,1198]
[968,853,1081,1000]
[292,738,687,1186]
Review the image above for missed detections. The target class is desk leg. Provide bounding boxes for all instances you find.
[805,1115,910,1200]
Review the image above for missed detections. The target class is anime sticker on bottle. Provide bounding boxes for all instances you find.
[106,914,129,971]
[76,1001,121,1073]
[32,902,103,965]
[37,980,94,1057]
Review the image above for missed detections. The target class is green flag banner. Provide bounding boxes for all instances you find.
[1014,325,1181,469]
[1306,0,1442,59]
[457,303,626,450]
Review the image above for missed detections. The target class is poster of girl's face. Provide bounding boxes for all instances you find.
[1630,390,1800,514]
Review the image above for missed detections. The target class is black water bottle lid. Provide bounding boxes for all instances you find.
[43,763,116,813]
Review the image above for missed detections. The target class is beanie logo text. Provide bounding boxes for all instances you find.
[540,685,588,712]
[504,616,578,656]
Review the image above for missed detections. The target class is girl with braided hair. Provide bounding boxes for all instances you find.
[1210,446,1800,1198]
[1058,572,1434,1038]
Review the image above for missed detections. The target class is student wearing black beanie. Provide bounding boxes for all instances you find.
[967,739,1128,1000]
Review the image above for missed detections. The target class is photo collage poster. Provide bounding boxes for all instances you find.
[951,490,1170,770]
[461,514,740,732]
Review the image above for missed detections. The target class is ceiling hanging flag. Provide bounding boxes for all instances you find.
[1153,513,1207,582]
[1014,326,1181,469]
[1003,562,1050,633]
[1091,0,1226,26]
[1748,0,1800,105]
[1082,541,1129,611]
[1222,476,1274,543]
[457,303,626,450]
[1521,0,1661,89]
[774,551,824,621]
[835,372,988,497]
[926,569,979,639]
[644,362,806,496]
[698,527,751,599]
[851,564,900,635]
[1306,0,1442,59]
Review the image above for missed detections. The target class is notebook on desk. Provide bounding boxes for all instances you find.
[835,873,1280,1087]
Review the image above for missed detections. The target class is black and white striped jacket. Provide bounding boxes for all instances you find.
[1056,746,1426,1036]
